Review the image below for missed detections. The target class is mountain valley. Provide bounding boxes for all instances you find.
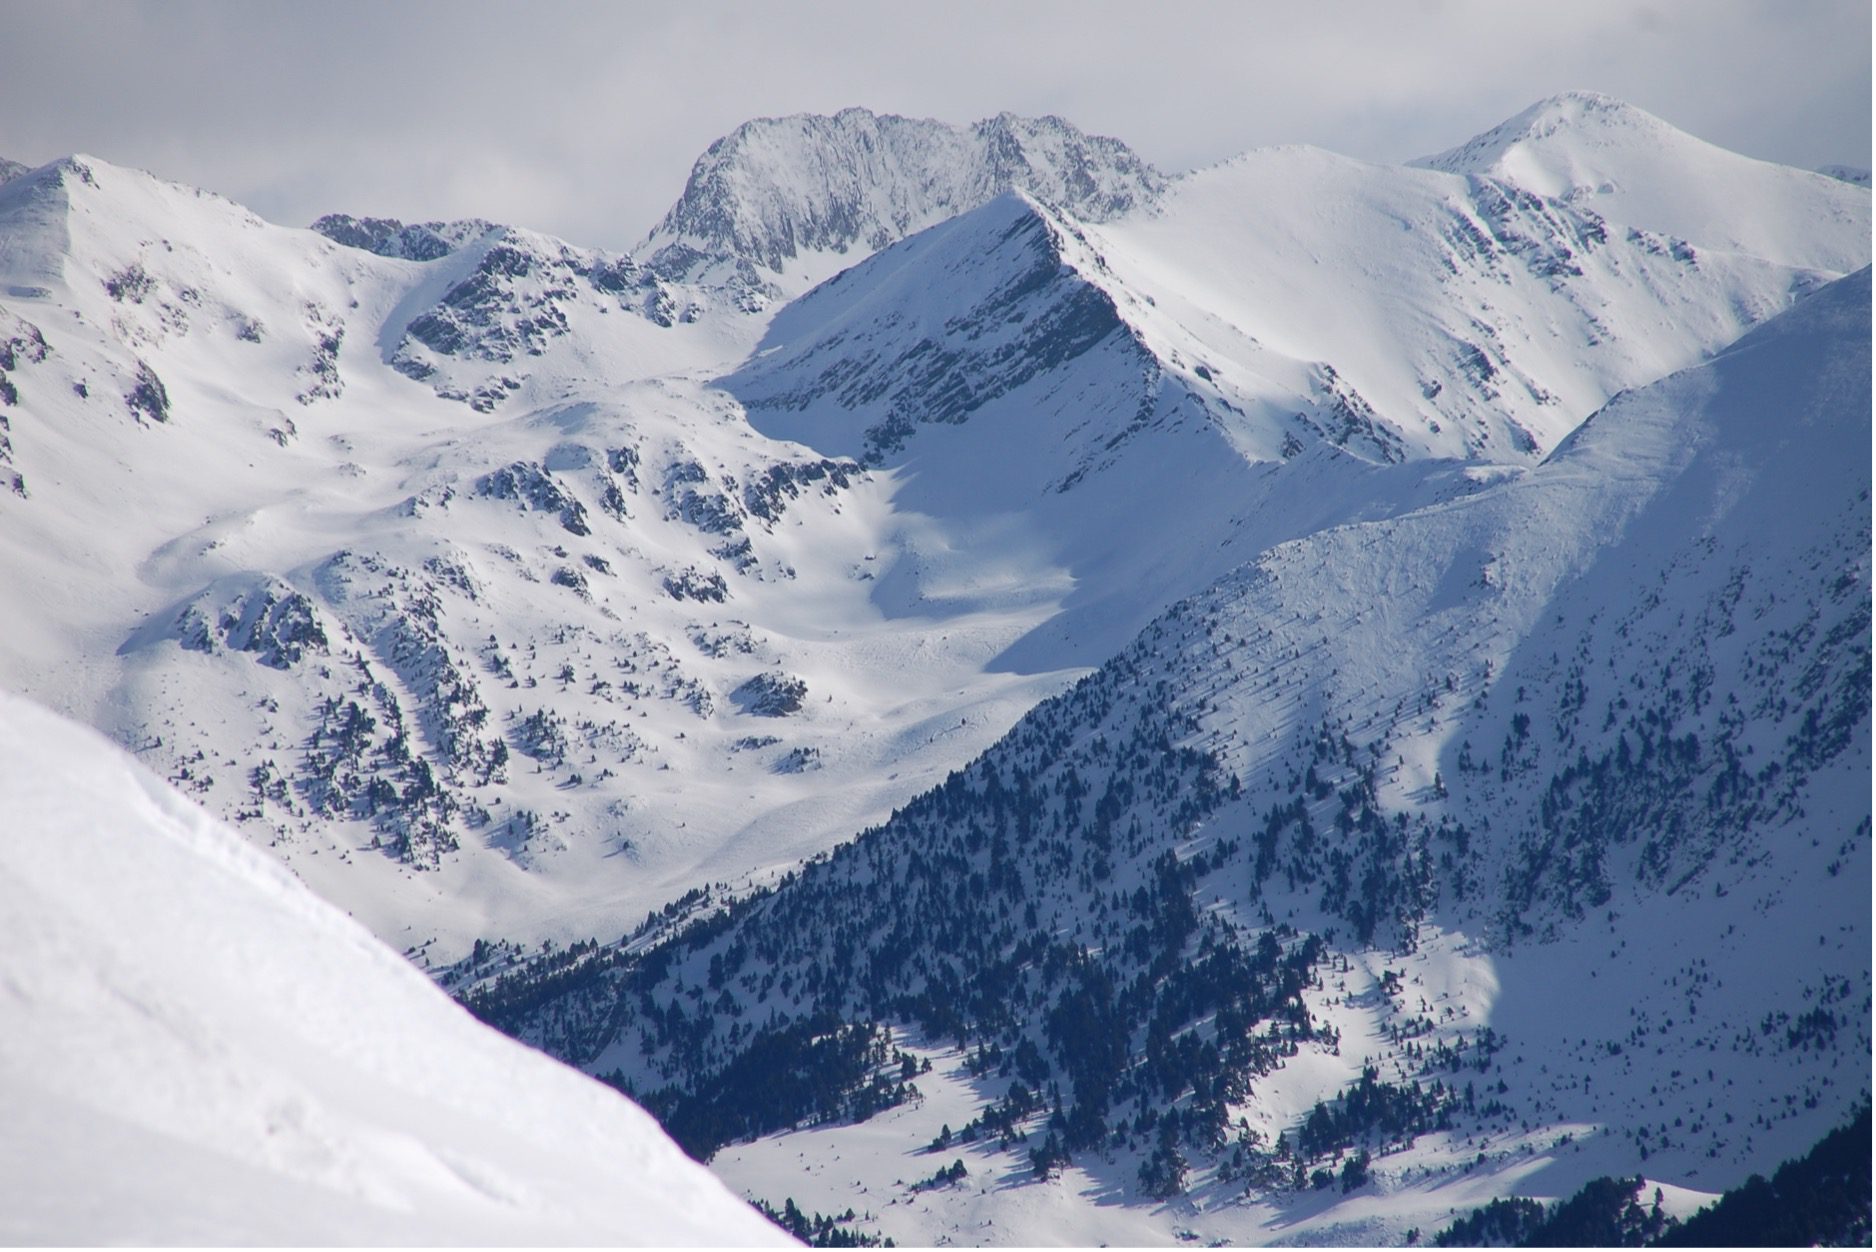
[0,95,1867,1244]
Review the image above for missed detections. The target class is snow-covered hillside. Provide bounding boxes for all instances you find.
[472,270,1870,1246]
[0,154,1081,955]
[0,690,787,1245]
[0,95,1864,979]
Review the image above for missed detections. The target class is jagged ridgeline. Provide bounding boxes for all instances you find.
[463,272,1871,1192]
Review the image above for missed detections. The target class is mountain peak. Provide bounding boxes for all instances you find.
[1414,91,1673,180]
[0,153,250,219]
[1514,88,1654,119]
[1413,92,1869,273]
[641,108,1163,284]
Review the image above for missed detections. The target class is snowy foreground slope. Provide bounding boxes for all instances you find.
[0,690,787,1245]
[472,272,1870,1246]
[0,97,1862,966]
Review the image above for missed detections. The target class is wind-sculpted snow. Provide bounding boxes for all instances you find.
[0,692,789,1244]
[0,694,784,1246]
[470,273,1870,1246]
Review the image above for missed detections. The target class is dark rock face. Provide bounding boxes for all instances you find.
[0,314,50,488]
[225,588,328,669]
[296,307,345,404]
[176,580,329,670]
[0,315,49,374]
[741,458,858,524]
[644,108,1165,280]
[400,239,573,363]
[385,229,677,406]
[475,461,590,536]
[663,566,729,603]
[126,359,170,424]
[311,214,494,262]
[103,262,155,303]
[732,672,808,717]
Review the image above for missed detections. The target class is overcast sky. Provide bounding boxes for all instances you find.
[1,0,1867,252]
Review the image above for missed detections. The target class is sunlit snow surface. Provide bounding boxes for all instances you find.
[0,690,789,1245]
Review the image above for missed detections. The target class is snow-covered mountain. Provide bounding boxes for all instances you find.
[0,690,787,1245]
[736,134,1840,473]
[1415,91,1869,273]
[639,108,1165,309]
[0,95,1868,1244]
[473,266,1871,1247]
[719,106,1858,666]
[0,153,1099,957]
[0,94,1865,965]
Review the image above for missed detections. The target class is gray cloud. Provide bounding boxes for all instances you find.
[0,0,1866,251]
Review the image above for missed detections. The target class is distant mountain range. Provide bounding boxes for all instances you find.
[0,98,1867,1245]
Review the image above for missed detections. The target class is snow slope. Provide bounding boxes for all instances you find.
[480,270,1870,1246]
[0,689,788,1245]
[1416,92,1869,273]
[1087,141,1844,463]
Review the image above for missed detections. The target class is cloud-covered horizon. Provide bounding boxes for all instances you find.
[1,0,1867,251]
